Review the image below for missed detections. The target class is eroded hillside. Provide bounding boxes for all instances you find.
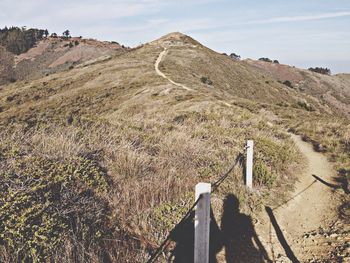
[0,36,126,85]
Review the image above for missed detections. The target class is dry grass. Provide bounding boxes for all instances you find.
[0,99,303,261]
[2,32,348,262]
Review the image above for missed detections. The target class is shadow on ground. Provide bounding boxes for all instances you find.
[312,174,349,195]
[170,194,272,263]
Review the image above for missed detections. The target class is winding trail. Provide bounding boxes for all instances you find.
[154,48,193,91]
[256,134,345,262]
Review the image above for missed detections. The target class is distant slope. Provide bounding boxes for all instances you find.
[156,33,298,104]
[0,46,15,84]
[0,32,329,125]
[0,36,127,85]
[245,59,350,116]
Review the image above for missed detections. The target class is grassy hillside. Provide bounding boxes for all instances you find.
[245,59,350,117]
[0,32,348,262]
[245,57,350,192]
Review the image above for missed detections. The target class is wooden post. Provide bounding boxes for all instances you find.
[194,183,211,263]
[246,140,254,188]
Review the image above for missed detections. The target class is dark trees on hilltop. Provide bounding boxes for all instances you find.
[308,67,331,75]
[259,57,272,63]
[259,57,279,64]
[44,29,49,38]
[62,30,71,39]
[0,26,47,55]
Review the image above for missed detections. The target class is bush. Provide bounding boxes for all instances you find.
[0,146,111,262]
[253,160,275,188]
[297,100,315,111]
[229,53,241,61]
[282,80,293,88]
[259,58,279,64]
[259,57,272,63]
[200,76,213,85]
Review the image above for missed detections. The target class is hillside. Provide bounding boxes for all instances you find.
[0,29,126,85]
[0,32,349,262]
[245,59,350,116]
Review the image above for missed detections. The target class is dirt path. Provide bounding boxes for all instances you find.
[256,134,346,262]
[154,48,193,91]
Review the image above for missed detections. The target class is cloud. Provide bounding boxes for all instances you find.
[0,0,349,73]
[0,0,164,26]
[246,11,350,24]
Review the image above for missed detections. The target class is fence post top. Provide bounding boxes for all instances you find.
[196,183,211,193]
[246,140,254,147]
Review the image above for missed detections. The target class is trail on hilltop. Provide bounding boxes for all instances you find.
[155,47,193,91]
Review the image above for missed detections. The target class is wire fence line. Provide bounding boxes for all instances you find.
[146,151,244,263]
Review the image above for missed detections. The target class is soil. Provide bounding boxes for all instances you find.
[256,134,349,263]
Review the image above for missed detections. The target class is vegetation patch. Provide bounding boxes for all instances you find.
[283,80,293,88]
[308,67,331,75]
[253,160,276,189]
[0,144,110,262]
[200,76,213,85]
[0,26,48,55]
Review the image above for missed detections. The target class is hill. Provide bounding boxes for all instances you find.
[0,32,349,262]
[245,59,350,116]
[0,27,127,85]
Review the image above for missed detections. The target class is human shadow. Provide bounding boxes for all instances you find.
[170,208,224,263]
[221,194,271,263]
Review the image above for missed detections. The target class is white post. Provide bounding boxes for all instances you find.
[194,183,211,263]
[246,140,254,189]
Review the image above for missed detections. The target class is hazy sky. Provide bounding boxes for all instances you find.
[1,0,350,73]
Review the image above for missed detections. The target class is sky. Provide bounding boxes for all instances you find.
[1,0,350,73]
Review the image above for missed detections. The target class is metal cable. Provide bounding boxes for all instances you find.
[146,151,244,263]
[146,195,202,263]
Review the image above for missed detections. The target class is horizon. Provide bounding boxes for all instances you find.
[1,0,349,74]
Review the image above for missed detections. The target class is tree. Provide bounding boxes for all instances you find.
[44,29,49,38]
[0,26,47,54]
[229,53,241,61]
[62,30,71,39]
[51,33,58,38]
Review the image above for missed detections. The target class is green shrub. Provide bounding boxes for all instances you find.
[253,160,275,188]
[154,195,191,230]
[282,80,293,88]
[297,100,315,111]
[200,76,213,85]
[0,147,110,262]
